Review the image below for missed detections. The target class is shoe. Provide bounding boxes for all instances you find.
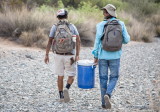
[63,88,70,103]
[102,105,106,109]
[104,95,111,109]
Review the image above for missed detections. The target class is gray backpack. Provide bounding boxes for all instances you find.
[52,21,75,53]
[102,19,122,52]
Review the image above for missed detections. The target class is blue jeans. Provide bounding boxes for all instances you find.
[98,59,120,105]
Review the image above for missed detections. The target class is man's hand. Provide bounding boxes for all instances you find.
[75,55,79,62]
[94,58,98,65]
[44,55,49,64]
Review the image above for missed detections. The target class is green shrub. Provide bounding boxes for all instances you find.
[96,0,127,11]
[123,0,159,20]
[77,1,101,20]
[38,4,55,12]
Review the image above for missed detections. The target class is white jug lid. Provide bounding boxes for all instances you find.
[77,60,94,66]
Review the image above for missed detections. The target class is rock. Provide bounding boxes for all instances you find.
[25,54,34,59]
[1,90,7,95]
[126,101,131,104]
[20,63,27,67]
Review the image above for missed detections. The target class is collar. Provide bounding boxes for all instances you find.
[104,17,116,21]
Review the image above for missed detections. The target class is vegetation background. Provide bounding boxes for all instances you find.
[0,0,160,48]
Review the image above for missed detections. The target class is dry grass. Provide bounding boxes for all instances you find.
[69,10,98,47]
[155,26,160,37]
[0,7,56,48]
[75,19,97,47]
[119,11,155,42]
[19,28,48,48]
[0,7,55,37]
[0,6,159,48]
[0,6,98,47]
[149,14,160,37]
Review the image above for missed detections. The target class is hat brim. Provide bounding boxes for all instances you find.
[101,7,106,10]
[107,10,117,17]
[101,7,117,17]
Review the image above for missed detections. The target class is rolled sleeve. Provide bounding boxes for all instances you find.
[121,22,130,44]
[92,50,98,58]
[92,24,103,58]
[49,25,56,38]
[70,24,79,35]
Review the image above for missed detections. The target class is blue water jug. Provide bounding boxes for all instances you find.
[77,60,96,89]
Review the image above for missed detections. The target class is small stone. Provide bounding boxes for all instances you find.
[0,104,4,109]
[25,54,34,59]
[126,101,131,104]
[119,86,124,88]
[1,90,7,95]
[11,51,17,54]
[20,63,27,67]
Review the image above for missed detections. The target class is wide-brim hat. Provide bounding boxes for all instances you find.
[101,4,117,17]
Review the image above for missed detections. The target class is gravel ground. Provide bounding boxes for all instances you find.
[0,39,160,112]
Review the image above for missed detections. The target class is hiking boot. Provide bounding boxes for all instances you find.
[102,105,107,109]
[104,95,111,109]
[63,88,70,103]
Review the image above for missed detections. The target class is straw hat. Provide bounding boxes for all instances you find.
[101,4,117,17]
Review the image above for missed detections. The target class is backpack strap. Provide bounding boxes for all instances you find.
[54,21,72,38]
[101,20,110,41]
[64,23,72,36]
[54,23,58,38]
[101,19,119,40]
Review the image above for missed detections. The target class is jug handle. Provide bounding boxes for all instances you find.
[92,65,96,69]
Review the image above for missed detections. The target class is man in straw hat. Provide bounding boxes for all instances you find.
[92,4,130,109]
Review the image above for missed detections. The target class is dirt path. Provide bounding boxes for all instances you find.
[0,38,160,112]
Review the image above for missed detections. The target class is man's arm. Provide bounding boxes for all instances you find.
[44,38,54,64]
[92,24,101,59]
[121,22,130,44]
[75,35,81,61]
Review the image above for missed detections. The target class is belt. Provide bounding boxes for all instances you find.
[55,52,74,55]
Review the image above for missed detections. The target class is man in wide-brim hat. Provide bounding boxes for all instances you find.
[92,4,130,109]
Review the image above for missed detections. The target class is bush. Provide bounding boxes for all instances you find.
[0,3,159,49]
[0,6,56,48]
[0,6,98,47]
[68,2,100,46]
[119,11,154,42]
[19,28,48,48]
[77,2,101,21]
[96,0,127,11]
[156,26,160,37]
[148,14,160,37]
[0,7,56,37]
[123,0,159,20]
